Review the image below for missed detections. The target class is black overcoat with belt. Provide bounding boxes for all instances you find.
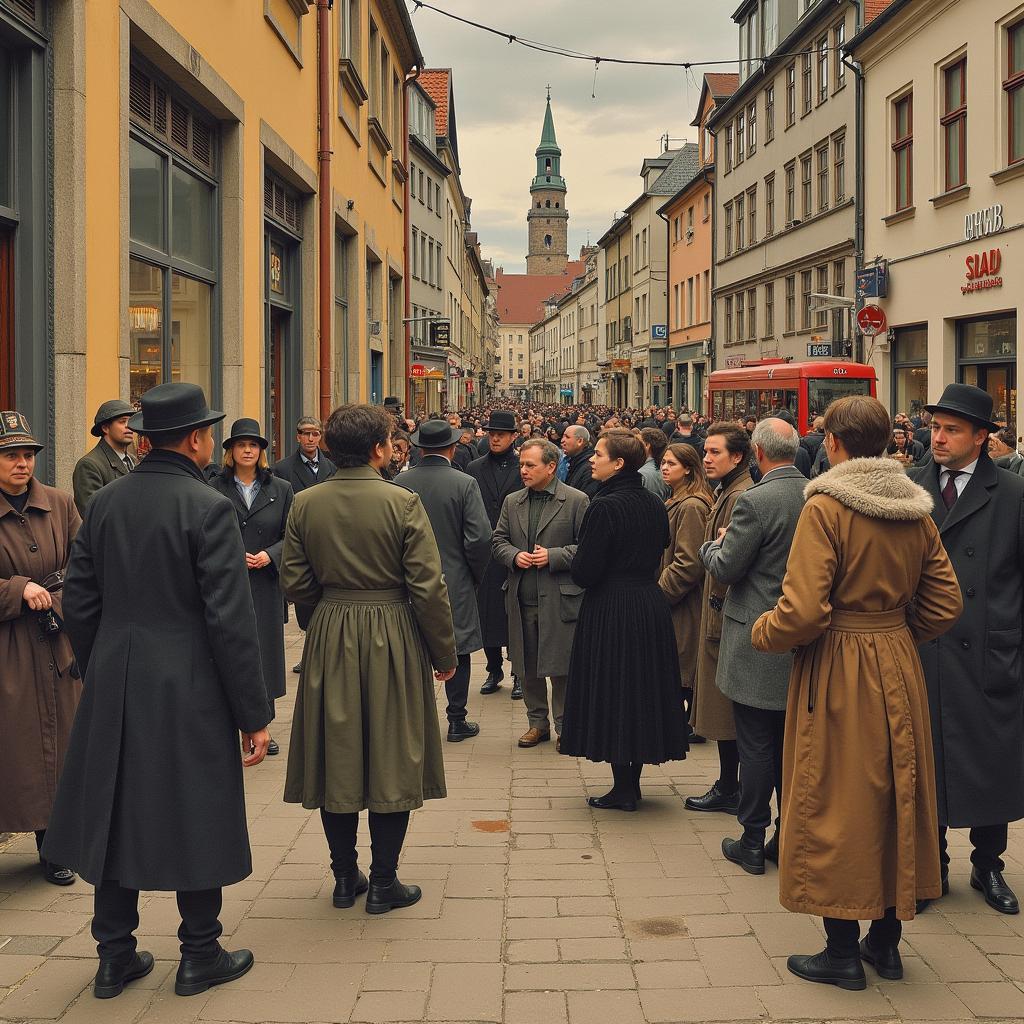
[41,451,271,891]
[909,453,1024,828]
[210,468,294,702]
[465,449,523,647]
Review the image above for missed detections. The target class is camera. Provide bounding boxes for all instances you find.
[37,608,62,638]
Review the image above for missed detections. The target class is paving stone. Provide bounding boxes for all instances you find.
[506,939,558,963]
[505,963,635,991]
[756,981,893,1019]
[557,938,628,962]
[427,963,502,1021]
[0,952,44,985]
[350,990,427,1022]
[202,962,362,1022]
[0,957,94,1018]
[635,960,710,988]
[639,985,766,1022]
[361,962,432,991]
[882,983,975,1020]
[504,991,567,1024]
[948,979,1024,1015]
[567,989,645,1024]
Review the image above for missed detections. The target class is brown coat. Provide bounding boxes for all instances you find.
[659,491,711,688]
[0,479,81,832]
[752,459,963,921]
[692,467,752,739]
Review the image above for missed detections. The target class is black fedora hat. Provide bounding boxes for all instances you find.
[410,419,461,448]
[223,417,268,450]
[482,411,517,432]
[91,399,136,437]
[925,383,1000,433]
[127,382,225,434]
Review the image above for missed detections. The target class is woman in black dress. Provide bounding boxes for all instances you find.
[211,418,294,755]
[560,429,688,811]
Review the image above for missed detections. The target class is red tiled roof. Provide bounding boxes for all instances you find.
[705,73,739,100]
[865,0,896,22]
[494,262,586,325]
[419,68,450,137]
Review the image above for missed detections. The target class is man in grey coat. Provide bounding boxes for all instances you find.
[492,439,589,748]
[72,400,137,516]
[700,418,806,875]
[399,419,492,742]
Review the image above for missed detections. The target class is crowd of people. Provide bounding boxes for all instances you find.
[0,380,1021,1001]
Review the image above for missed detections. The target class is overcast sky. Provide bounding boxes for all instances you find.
[410,0,737,273]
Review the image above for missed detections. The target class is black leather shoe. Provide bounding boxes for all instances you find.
[479,671,503,694]
[447,720,480,742]
[787,949,866,991]
[684,783,739,814]
[916,875,949,914]
[333,869,369,908]
[587,792,638,812]
[41,860,76,886]
[365,878,422,914]
[859,936,903,980]
[266,739,280,756]
[510,677,524,700]
[687,725,707,744]
[292,662,302,674]
[175,949,255,996]
[971,867,1020,915]
[764,834,779,865]
[722,836,765,875]
[94,951,155,999]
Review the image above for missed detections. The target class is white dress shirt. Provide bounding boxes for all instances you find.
[940,458,978,500]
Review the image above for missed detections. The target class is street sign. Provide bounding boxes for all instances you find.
[651,324,668,340]
[856,304,887,337]
[430,320,451,346]
[856,263,888,301]
[807,343,833,357]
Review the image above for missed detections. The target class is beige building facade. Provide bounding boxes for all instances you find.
[853,0,1024,425]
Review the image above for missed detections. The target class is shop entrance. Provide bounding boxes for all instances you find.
[268,307,289,461]
[0,227,12,408]
[958,315,1017,426]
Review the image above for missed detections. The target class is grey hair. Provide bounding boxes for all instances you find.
[296,415,322,431]
[567,425,591,444]
[751,418,799,463]
[520,438,561,466]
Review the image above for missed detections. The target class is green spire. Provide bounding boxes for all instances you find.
[531,88,565,193]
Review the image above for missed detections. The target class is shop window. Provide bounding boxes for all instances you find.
[1006,19,1024,165]
[892,325,928,417]
[942,58,967,192]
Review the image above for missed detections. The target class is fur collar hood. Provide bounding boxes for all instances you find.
[805,457,934,521]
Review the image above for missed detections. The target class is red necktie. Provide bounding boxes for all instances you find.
[941,470,961,510]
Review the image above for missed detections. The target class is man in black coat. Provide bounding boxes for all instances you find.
[560,425,600,498]
[909,383,1024,916]
[43,383,271,1000]
[466,410,524,696]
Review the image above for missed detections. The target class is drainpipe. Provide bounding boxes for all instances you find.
[845,0,866,363]
[316,0,333,423]
[403,67,420,415]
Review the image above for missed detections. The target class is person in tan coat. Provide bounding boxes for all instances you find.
[685,423,752,814]
[752,396,963,991]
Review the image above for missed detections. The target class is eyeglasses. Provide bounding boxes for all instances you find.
[297,430,322,438]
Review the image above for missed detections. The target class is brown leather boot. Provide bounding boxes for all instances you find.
[518,727,551,748]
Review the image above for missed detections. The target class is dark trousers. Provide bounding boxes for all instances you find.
[939,823,1008,875]
[733,701,785,840]
[823,907,901,959]
[92,880,223,965]
[716,739,740,794]
[320,809,410,886]
[446,654,471,723]
[483,646,504,674]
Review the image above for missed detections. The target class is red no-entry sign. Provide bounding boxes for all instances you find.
[857,304,887,337]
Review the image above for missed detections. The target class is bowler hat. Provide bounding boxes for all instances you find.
[127,382,225,434]
[482,411,517,432]
[925,383,1000,433]
[222,417,268,450]
[91,399,136,437]
[410,419,461,448]
[0,411,43,453]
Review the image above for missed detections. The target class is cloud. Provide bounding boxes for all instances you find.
[411,0,736,271]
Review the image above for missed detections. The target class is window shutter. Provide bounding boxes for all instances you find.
[264,172,303,237]
[7,0,37,24]
[169,98,189,151]
[129,65,153,124]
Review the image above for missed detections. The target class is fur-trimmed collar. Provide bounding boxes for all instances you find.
[805,457,934,521]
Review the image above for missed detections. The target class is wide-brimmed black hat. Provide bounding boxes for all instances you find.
[91,399,136,437]
[410,419,461,448]
[925,383,1000,433]
[222,417,268,450]
[0,411,43,453]
[127,382,225,434]
[482,411,517,432]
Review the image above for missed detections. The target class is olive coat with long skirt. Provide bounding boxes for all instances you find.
[0,480,81,833]
[559,471,688,765]
[210,468,294,706]
[659,491,711,690]
[692,465,752,740]
[281,466,458,814]
[751,458,963,921]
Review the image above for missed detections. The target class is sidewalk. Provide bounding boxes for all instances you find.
[1,624,1024,1023]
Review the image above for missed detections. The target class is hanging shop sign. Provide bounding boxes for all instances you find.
[855,263,888,301]
[963,248,1003,295]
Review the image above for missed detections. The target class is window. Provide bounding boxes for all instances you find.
[765,282,775,337]
[765,84,775,142]
[801,269,813,330]
[725,126,733,172]
[893,92,913,211]
[833,133,846,203]
[737,113,745,164]
[817,36,828,104]
[748,289,757,341]
[426,175,433,210]
[435,183,440,213]
[802,53,812,114]
[765,174,775,235]
[785,162,795,222]
[833,259,845,298]
[687,278,695,326]
[1008,20,1024,165]
[340,0,359,62]
[725,201,733,255]
[688,205,694,232]
[704,270,711,319]
[703,193,710,221]
[673,215,681,242]
[834,22,846,90]
[786,64,797,126]
[815,265,828,327]
[673,283,681,328]
[410,166,416,200]
[736,293,745,343]
[411,227,418,278]
[748,186,757,245]
[748,101,757,154]
[368,20,381,119]
[785,275,796,332]
[725,296,733,343]
[736,194,745,249]
[817,143,829,212]
[800,153,812,218]
[942,58,967,191]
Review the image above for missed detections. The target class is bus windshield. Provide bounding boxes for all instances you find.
[806,377,874,425]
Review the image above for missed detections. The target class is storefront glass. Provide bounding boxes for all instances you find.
[892,325,927,417]
[958,315,1017,425]
[129,139,164,251]
[170,273,212,397]
[128,257,164,403]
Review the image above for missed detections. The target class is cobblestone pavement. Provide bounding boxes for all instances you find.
[2,625,1024,1023]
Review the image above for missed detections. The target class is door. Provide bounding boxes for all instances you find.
[370,350,383,405]
[0,228,12,409]
[961,363,1016,425]
[269,308,288,460]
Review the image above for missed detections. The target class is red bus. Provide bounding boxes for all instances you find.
[708,360,877,436]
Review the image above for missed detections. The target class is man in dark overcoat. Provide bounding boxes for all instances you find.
[399,419,492,741]
[465,410,524,696]
[42,383,272,1000]
[909,383,1024,916]
[72,400,137,515]
[561,425,600,498]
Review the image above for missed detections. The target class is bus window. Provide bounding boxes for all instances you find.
[746,390,759,418]
[768,389,798,415]
[712,392,724,420]
[807,377,873,425]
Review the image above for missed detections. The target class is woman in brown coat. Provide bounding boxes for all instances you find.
[0,413,82,885]
[658,443,712,735]
[752,396,962,991]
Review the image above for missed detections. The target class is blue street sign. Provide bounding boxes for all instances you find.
[651,324,668,340]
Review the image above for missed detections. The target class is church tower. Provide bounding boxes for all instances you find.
[526,89,569,275]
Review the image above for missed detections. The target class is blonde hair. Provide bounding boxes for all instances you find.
[223,443,269,471]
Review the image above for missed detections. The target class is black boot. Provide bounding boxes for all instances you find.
[94,952,155,999]
[722,836,765,875]
[447,720,480,742]
[332,869,369,909]
[510,677,524,700]
[684,782,739,814]
[175,949,255,997]
[480,670,503,694]
[859,936,903,980]
[764,832,779,865]
[365,878,422,914]
[787,949,866,991]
